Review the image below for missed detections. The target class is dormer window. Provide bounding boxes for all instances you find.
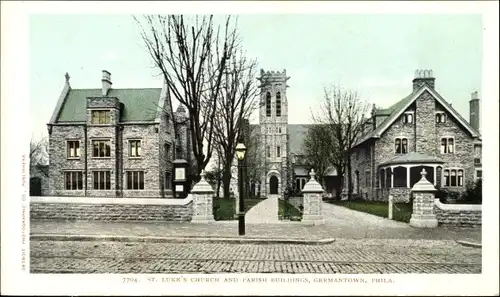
[401,112,413,124]
[91,110,111,124]
[436,112,447,123]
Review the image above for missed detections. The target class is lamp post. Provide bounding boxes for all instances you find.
[235,140,247,236]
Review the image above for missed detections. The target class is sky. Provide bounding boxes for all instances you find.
[29,14,483,140]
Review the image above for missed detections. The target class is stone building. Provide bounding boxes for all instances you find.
[350,69,482,202]
[46,70,192,198]
[247,69,339,198]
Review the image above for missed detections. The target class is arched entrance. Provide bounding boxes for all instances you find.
[269,176,279,194]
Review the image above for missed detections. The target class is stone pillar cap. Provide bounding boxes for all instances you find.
[191,170,215,194]
[411,169,436,192]
[302,169,324,193]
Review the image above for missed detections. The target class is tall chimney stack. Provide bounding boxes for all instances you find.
[102,70,112,96]
[412,69,435,92]
[469,91,480,132]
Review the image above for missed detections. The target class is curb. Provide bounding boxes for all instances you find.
[30,234,336,245]
[455,240,482,248]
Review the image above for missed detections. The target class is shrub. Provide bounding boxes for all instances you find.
[459,179,482,204]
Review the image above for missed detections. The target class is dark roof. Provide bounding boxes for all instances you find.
[378,152,445,167]
[287,124,314,155]
[57,88,162,122]
[356,92,415,146]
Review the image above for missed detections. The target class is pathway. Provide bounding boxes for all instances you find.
[321,202,409,229]
[243,195,280,224]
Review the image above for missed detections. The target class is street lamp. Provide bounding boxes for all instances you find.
[235,141,247,236]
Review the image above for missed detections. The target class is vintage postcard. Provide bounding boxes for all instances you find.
[1,1,499,296]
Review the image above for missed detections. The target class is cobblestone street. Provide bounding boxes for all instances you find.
[30,239,481,274]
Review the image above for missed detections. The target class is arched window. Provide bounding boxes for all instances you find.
[266,92,271,117]
[276,92,282,117]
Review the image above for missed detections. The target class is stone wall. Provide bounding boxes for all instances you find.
[433,199,481,227]
[377,187,411,203]
[30,196,193,221]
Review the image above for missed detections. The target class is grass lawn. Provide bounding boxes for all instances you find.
[326,200,413,223]
[278,199,302,221]
[213,197,266,221]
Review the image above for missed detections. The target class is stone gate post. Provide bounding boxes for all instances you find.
[191,170,215,224]
[301,169,325,225]
[409,169,438,228]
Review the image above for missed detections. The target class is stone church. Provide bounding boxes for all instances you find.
[247,69,340,198]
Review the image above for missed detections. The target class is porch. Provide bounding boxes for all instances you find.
[377,152,445,202]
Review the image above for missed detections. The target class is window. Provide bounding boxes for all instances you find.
[65,171,83,190]
[165,172,172,189]
[165,143,171,160]
[266,92,271,117]
[267,126,272,134]
[127,171,145,190]
[443,169,463,187]
[474,158,481,165]
[436,112,447,123]
[67,141,80,158]
[91,110,111,124]
[365,170,370,187]
[277,126,282,134]
[129,140,141,157]
[266,146,271,158]
[276,92,281,117]
[474,144,481,155]
[476,170,482,180]
[458,170,463,186]
[277,146,281,158]
[440,138,454,154]
[92,140,111,157]
[93,171,111,190]
[402,112,413,124]
[395,138,408,154]
[443,170,450,187]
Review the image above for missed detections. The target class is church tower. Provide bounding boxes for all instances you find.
[257,69,290,197]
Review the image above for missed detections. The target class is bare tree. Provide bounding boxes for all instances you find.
[212,49,259,199]
[312,86,369,200]
[30,137,49,173]
[135,15,239,176]
[244,124,265,198]
[302,124,333,183]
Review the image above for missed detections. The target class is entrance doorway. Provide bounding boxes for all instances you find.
[269,176,279,194]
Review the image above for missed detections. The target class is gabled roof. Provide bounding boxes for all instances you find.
[355,85,480,147]
[56,88,162,123]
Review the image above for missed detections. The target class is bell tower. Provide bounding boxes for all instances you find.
[257,69,290,197]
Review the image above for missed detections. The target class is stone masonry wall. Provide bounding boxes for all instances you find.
[434,101,476,190]
[121,124,161,197]
[30,197,193,221]
[48,125,87,197]
[415,91,436,153]
[433,199,481,227]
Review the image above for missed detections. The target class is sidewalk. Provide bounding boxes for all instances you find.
[30,219,482,244]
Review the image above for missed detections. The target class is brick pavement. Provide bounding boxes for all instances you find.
[30,239,481,274]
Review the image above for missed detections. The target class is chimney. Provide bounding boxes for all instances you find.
[101,70,112,96]
[371,103,377,130]
[412,69,435,92]
[469,91,480,132]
